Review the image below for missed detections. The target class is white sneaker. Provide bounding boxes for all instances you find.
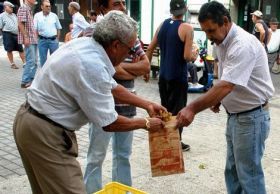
[192,83,204,89]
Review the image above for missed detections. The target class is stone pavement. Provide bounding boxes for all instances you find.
[0,46,280,194]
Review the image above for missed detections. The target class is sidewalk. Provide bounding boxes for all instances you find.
[0,47,280,194]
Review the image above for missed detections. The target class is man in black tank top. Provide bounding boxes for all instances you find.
[251,10,271,52]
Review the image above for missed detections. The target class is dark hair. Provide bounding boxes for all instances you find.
[98,0,109,8]
[90,10,97,16]
[198,1,231,26]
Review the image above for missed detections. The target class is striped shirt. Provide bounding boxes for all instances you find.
[0,12,18,34]
[17,3,37,44]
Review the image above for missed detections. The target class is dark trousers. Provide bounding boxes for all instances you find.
[13,103,86,194]
[158,77,188,139]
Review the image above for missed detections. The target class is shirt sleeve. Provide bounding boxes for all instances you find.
[33,13,38,31]
[76,15,90,30]
[17,7,27,23]
[55,14,62,29]
[0,15,3,29]
[134,38,145,57]
[73,59,118,128]
[221,40,256,87]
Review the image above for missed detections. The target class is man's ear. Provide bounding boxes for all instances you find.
[107,40,120,54]
[223,16,229,26]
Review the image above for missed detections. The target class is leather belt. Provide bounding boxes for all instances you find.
[226,101,268,116]
[38,35,57,40]
[25,102,67,130]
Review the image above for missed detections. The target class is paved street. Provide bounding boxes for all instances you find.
[0,47,280,194]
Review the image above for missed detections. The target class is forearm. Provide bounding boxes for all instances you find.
[57,30,61,40]
[114,66,137,80]
[187,81,234,114]
[119,59,150,76]
[260,32,265,43]
[18,22,27,37]
[103,115,146,132]
[112,84,152,110]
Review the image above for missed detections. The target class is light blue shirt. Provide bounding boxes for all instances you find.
[27,37,118,130]
[33,11,62,37]
[216,23,274,113]
[72,12,90,38]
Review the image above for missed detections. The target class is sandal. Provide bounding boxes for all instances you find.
[11,63,19,69]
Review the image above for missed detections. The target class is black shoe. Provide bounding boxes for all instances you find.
[181,142,190,152]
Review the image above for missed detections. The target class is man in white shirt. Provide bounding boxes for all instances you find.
[13,11,165,194]
[0,1,25,69]
[34,0,62,66]
[68,2,90,39]
[267,17,280,71]
[176,2,274,194]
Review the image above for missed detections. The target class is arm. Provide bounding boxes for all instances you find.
[57,29,61,40]
[18,21,30,47]
[103,115,164,132]
[255,23,266,44]
[176,80,234,127]
[179,23,194,61]
[115,54,150,78]
[112,84,167,117]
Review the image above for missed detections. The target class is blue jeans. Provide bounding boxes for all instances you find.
[38,38,59,67]
[225,107,270,194]
[84,123,133,194]
[22,44,37,84]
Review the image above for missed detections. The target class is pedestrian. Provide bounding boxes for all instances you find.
[145,0,195,151]
[267,17,280,72]
[88,10,97,24]
[176,2,274,194]
[17,0,38,88]
[251,10,271,52]
[0,1,25,69]
[13,11,165,194]
[34,0,62,67]
[68,2,90,39]
[83,0,150,193]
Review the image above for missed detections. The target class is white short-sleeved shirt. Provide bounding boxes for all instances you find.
[27,37,118,130]
[33,11,62,37]
[267,29,280,53]
[216,23,275,113]
[71,12,90,38]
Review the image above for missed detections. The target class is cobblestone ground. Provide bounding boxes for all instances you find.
[0,48,280,193]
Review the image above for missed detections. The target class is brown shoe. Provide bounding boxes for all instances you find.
[11,63,19,69]
[21,82,32,88]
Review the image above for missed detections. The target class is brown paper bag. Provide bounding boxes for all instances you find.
[148,116,185,177]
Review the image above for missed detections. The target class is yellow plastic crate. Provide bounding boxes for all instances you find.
[94,182,148,194]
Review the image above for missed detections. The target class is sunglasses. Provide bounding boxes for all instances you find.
[120,41,136,55]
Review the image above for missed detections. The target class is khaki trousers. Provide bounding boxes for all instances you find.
[13,104,86,194]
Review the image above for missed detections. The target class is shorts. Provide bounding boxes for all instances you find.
[2,31,23,52]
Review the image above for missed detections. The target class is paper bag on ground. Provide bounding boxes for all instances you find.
[148,116,185,177]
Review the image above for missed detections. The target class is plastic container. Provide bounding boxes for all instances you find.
[94,182,147,194]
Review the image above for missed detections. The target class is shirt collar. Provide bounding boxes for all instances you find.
[92,39,116,76]
[220,23,237,47]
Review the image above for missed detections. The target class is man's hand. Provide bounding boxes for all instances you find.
[146,102,167,118]
[147,117,165,132]
[143,73,150,82]
[210,102,221,113]
[24,38,30,47]
[176,106,195,128]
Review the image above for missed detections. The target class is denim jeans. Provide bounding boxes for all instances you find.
[22,44,37,84]
[225,107,270,194]
[84,123,133,194]
[38,38,59,67]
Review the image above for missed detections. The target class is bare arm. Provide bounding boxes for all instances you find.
[103,115,164,132]
[57,29,61,40]
[112,84,166,116]
[18,21,30,47]
[256,23,266,44]
[179,23,194,61]
[176,80,234,127]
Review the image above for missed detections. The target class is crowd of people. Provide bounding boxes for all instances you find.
[0,0,278,193]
